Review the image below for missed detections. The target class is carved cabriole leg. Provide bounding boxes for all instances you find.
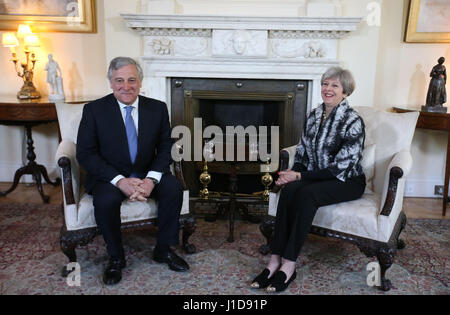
[180,214,197,254]
[60,225,98,277]
[259,216,275,255]
[377,245,395,291]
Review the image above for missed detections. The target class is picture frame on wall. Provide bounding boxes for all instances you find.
[405,0,450,43]
[0,0,96,33]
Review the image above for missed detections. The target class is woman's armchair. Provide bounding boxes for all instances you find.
[54,102,196,276]
[260,106,419,291]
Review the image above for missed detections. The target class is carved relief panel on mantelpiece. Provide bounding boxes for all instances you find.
[269,30,338,59]
[212,30,268,58]
[143,29,211,57]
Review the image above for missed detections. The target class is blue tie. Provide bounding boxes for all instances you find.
[125,106,138,164]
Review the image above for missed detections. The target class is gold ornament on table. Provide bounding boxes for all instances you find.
[2,24,41,100]
[261,159,273,202]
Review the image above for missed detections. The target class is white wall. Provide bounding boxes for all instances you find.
[374,0,449,197]
[0,0,109,181]
[0,0,447,199]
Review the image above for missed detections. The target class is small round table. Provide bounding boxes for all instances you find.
[0,96,89,203]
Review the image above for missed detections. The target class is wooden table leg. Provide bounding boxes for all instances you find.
[0,124,60,203]
[443,132,450,216]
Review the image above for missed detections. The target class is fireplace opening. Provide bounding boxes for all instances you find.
[171,78,308,196]
[200,99,279,130]
[199,98,280,149]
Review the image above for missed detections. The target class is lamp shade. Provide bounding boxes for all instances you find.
[17,24,32,38]
[24,34,40,48]
[2,33,19,47]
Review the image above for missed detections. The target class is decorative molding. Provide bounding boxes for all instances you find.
[174,37,209,56]
[212,30,268,57]
[123,13,362,111]
[122,14,362,32]
[148,38,173,55]
[271,39,328,59]
[269,30,348,39]
[135,28,211,37]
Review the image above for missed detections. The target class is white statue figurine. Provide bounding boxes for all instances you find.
[45,54,65,101]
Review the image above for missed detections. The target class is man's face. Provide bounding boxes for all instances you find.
[110,64,142,105]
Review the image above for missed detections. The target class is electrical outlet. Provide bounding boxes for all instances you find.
[434,185,444,196]
[405,184,413,195]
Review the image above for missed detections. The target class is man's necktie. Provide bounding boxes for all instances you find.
[125,106,138,164]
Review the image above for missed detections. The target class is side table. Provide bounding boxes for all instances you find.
[392,107,450,216]
[0,96,89,203]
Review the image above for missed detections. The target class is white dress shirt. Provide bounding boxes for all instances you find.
[110,97,163,187]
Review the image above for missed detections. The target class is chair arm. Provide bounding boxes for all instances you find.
[173,144,187,190]
[174,161,187,190]
[55,140,77,205]
[55,139,76,162]
[380,150,412,216]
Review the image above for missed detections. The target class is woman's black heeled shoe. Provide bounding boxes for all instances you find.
[251,268,272,289]
[266,270,297,293]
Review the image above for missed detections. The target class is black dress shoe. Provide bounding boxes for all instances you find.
[251,268,272,289]
[103,258,126,285]
[266,270,297,293]
[153,248,189,272]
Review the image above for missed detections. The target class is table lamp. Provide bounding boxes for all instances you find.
[2,24,41,99]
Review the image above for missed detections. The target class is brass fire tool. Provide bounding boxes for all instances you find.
[261,159,273,202]
[199,160,211,200]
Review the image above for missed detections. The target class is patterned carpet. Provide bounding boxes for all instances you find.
[0,202,448,295]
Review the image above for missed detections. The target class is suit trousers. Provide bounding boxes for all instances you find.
[271,176,365,261]
[92,173,184,260]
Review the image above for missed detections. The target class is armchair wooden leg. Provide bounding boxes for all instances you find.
[60,226,98,277]
[259,216,275,255]
[180,214,197,254]
[377,246,395,291]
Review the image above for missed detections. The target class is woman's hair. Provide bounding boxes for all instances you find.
[321,67,355,96]
[108,57,144,81]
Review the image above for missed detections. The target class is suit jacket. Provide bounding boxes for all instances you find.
[76,93,173,193]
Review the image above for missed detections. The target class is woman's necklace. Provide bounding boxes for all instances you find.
[321,105,334,125]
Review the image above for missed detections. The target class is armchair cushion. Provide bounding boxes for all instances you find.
[67,190,190,230]
[269,191,379,239]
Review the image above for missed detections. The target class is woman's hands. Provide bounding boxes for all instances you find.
[275,169,301,186]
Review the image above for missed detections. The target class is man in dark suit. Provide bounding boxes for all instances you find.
[76,57,189,285]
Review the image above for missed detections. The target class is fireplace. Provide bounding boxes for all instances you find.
[122,13,361,194]
[171,77,308,194]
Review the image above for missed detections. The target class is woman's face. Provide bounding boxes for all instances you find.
[321,77,348,107]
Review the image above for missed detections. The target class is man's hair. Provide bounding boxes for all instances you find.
[321,66,355,96]
[107,57,144,81]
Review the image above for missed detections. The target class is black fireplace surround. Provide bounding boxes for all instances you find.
[170,78,308,194]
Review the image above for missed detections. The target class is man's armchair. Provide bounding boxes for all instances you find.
[260,106,419,291]
[54,102,196,276]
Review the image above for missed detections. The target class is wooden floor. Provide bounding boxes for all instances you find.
[0,182,448,220]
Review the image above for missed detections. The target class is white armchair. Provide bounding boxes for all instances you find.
[260,106,419,291]
[54,102,196,276]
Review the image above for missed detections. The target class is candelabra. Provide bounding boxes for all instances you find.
[2,24,41,100]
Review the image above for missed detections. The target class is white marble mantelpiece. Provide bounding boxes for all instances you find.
[122,14,362,110]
